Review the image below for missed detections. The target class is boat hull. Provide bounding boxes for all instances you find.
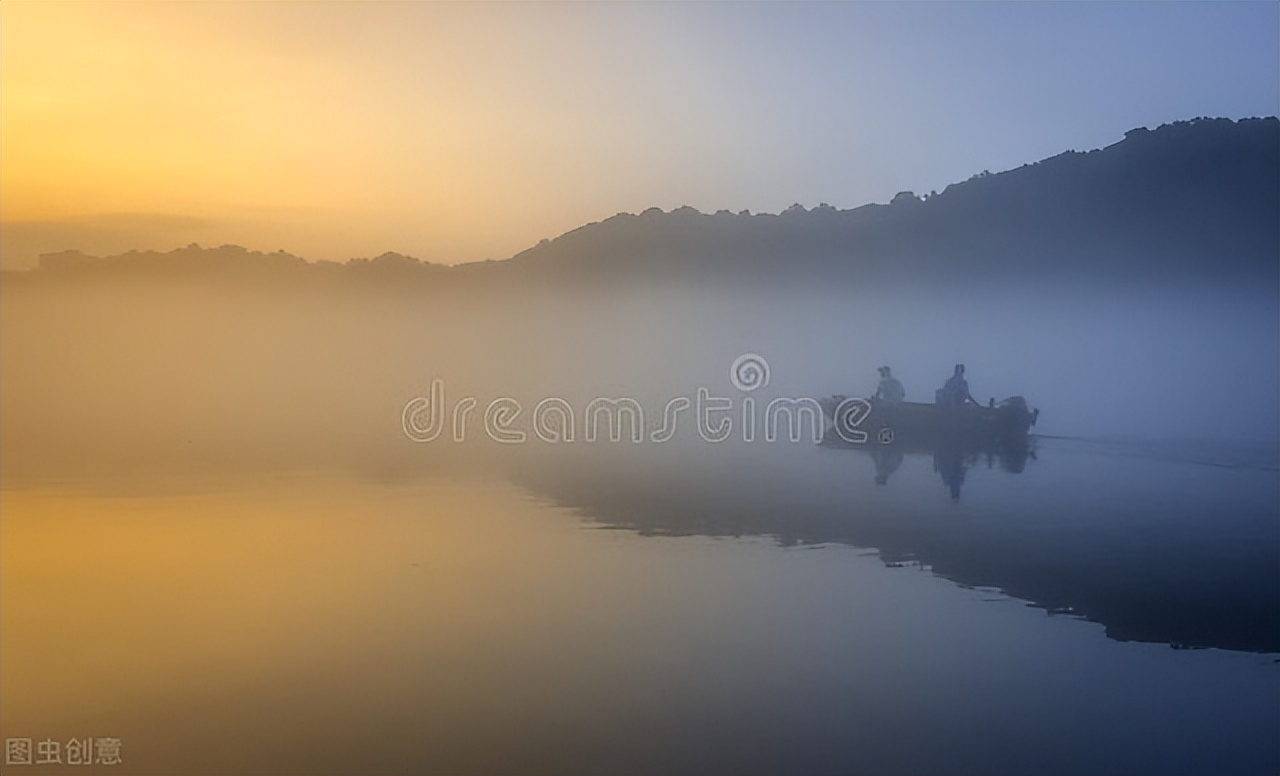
[819,396,1037,448]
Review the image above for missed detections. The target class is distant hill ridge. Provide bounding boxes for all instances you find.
[19,116,1279,288]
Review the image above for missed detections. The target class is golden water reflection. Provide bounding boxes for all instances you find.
[1,476,618,772]
[3,470,1277,775]
[1,474,886,774]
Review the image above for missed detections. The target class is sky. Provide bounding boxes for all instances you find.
[1,1,1277,269]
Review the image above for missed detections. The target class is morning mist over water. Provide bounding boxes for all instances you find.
[3,92,1278,776]
[7,116,1277,470]
[4,269,1276,474]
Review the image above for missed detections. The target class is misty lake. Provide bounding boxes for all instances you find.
[3,435,1276,776]
[3,9,1277,775]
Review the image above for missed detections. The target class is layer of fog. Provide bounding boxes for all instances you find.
[2,268,1276,482]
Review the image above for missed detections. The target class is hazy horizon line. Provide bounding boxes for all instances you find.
[5,114,1274,272]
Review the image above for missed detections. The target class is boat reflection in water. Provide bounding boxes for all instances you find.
[512,431,1277,655]
[820,395,1037,499]
[851,436,1035,498]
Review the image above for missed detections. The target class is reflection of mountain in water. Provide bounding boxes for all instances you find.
[512,438,1279,654]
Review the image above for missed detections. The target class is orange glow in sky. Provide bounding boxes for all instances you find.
[2,2,619,265]
[2,1,1275,268]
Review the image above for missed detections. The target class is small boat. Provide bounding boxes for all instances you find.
[819,395,1039,447]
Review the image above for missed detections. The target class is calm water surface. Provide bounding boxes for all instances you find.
[2,437,1277,775]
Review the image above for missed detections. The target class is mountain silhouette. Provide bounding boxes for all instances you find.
[12,116,1277,291]
[499,116,1277,288]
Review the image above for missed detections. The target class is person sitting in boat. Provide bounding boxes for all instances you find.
[875,366,905,404]
[937,363,977,409]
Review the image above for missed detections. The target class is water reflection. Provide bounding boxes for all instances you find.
[829,433,1035,496]
[933,445,966,500]
[870,446,903,485]
[513,436,1278,653]
[2,457,1276,775]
